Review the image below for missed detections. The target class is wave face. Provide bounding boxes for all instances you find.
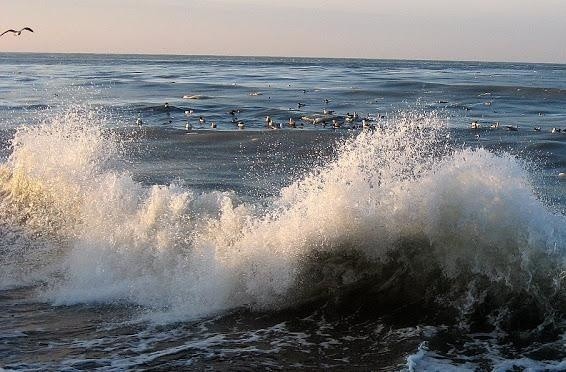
[0,107,565,325]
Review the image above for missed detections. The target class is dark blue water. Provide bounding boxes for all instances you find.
[0,54,565,371]
[2,53,566,131]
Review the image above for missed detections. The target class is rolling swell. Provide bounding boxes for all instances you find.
[0,107,564,333]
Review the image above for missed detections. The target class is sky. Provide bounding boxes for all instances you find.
[1,0,565,63]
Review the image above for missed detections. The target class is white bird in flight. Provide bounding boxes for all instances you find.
[1,27,34,37]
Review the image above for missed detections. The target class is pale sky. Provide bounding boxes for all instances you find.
[1,0,565,63]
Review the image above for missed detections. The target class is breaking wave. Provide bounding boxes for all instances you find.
[0,107,564,327]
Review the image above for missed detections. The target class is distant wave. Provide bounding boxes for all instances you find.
[379,80,566,98]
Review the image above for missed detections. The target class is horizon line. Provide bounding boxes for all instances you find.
[1,51,565,66]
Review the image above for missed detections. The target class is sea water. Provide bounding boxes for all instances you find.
[0,54,565,370]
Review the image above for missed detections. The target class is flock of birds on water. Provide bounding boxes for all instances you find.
[137,97,566,139]
[136,100,385,132]
[469,119,566,133]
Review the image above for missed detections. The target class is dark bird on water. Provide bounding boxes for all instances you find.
[1,27,34,37]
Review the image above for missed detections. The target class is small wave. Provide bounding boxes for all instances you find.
[182,95,211,100]
[134,104,188,114]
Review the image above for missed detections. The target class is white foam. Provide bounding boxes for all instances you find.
[406,343,480,371]
[406,337,566,372]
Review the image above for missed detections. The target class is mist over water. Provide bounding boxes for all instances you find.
[1,55,566,370]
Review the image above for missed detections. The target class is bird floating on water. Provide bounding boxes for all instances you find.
[345,112,359,123]
[0,27,33,37]
[470,120,481,129]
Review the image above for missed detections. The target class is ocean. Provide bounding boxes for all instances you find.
[0,53,565,370]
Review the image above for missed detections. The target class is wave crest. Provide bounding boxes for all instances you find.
[0,108,564,325]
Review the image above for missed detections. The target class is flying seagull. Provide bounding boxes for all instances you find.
[1,27,34,37]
